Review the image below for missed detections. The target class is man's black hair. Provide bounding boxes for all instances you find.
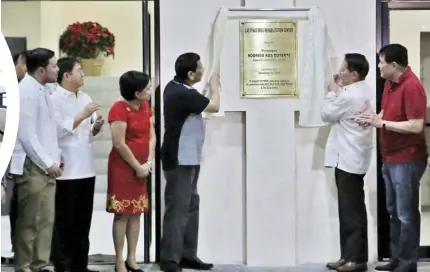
[174,52,200,81]
[57,57,80,84]
[26,48,55,74]
[344,53,370,81]
[379,43,408,67]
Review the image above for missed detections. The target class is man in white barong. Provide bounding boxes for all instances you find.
[321,53,373,272]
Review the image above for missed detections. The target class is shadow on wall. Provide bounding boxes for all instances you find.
[294,111,340,262]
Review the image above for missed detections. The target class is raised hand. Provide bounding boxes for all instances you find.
[81,102,101,119]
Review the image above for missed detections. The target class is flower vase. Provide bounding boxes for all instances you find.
[80,58,104,76]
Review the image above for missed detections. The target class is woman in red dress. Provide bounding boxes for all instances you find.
[106,71,155,272]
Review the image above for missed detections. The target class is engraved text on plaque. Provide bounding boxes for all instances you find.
[239,20,298,98]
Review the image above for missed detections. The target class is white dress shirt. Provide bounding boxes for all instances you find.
[50,85,96,180]
[321,81,374,175]
[9,75,61,175]
[45,83,58,95]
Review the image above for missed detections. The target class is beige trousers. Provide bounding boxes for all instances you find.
[13,157,56,272]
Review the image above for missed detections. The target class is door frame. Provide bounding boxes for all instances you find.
[141,0,151,263]
[141,0,161,263]
[152,0,162,263]
[376,0,430,261]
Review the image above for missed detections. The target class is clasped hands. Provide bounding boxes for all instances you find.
[136,162,152,178]
[355,110,384,129]
[46,163,62,178]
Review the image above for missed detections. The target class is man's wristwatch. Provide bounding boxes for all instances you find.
[382,120,387,129]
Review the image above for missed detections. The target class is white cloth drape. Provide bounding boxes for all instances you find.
[201,6,327,124]
[298,7,327,127]
[201,7,228,119]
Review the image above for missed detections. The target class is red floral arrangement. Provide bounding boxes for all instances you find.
[59,21,115,59]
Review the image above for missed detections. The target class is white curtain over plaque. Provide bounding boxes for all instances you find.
[202,7,326,127]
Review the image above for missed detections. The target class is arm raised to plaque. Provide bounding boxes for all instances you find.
[320,92,351,122]
[203,73,221,113]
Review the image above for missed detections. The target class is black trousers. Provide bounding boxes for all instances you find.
[52,177,95,271]
[335,167,368,263]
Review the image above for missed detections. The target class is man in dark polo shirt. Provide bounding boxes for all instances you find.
[358,44,427,272]
[160,52,220,272]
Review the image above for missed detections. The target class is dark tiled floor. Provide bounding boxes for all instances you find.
[2,263,430,272]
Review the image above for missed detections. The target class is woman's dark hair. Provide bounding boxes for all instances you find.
[26,48,55,74]
[379,43,408,67]
[57,57,80,84]
[119,71,150,101]
[175,52,200,80]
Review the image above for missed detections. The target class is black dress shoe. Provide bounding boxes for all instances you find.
[327,259,346,270]
[1,256,14,264]
[392,264,417,272]
[54,263,72,272]
[375,260,399,271]
[79,269,100,272]
[336,262,367,272]
[180,257,213,270]
[159,261,182,272]
[125,261,144,272]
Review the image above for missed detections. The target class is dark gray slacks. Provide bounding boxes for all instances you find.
[161,165,200,263]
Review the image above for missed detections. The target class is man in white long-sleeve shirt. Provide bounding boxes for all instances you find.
[321,53,373,272]
[50,57,103,272]
[9,48,62,272]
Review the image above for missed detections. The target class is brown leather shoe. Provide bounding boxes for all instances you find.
[326,259,346,270]
[337,262,367,272]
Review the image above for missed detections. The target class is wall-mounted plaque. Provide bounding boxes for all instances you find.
[239,20,298,98]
